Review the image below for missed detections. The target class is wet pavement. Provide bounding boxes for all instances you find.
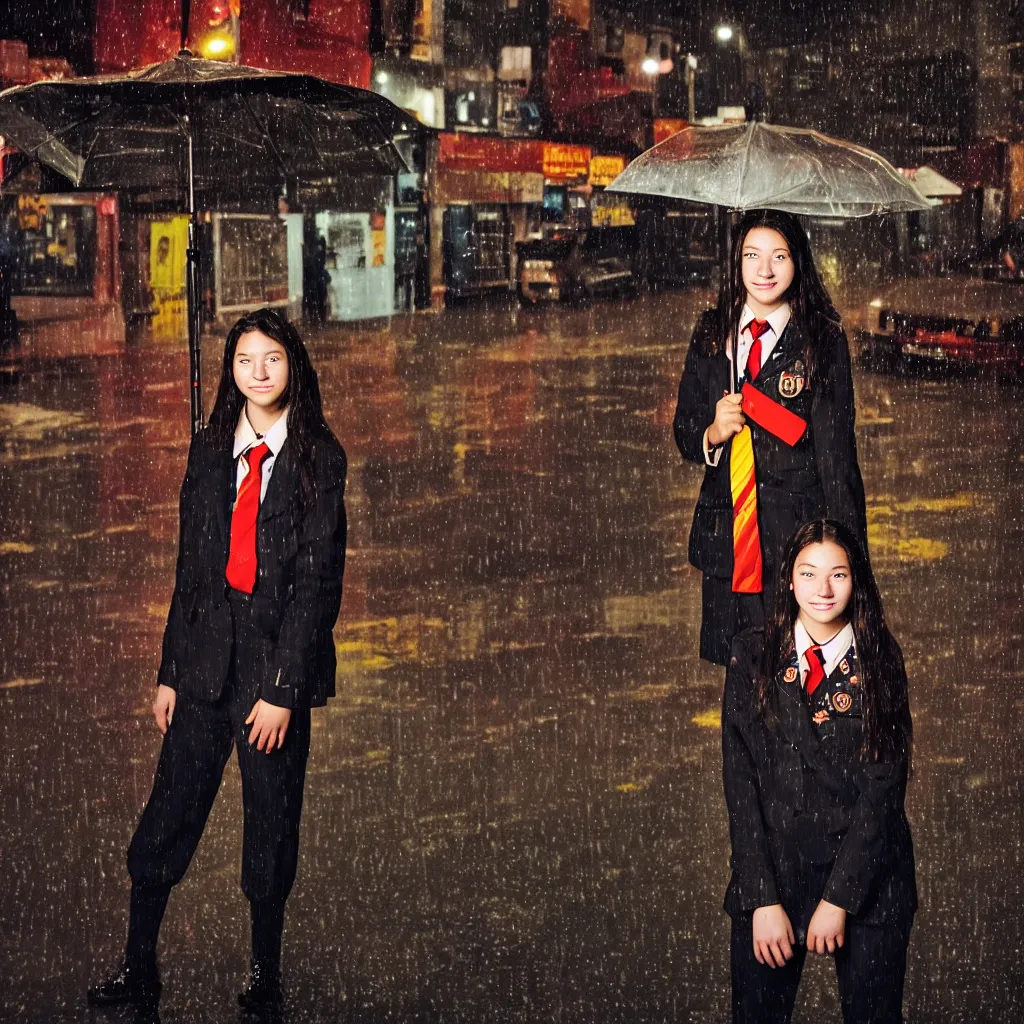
[1,289,1023,1022]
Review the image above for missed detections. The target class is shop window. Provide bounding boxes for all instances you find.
[216,214,289,312]
[542,187,567,223]
[10,198,96,298]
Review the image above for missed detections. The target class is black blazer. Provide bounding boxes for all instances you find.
[156,426,347,710]
[722,628,916,931]
[673,310,868,595]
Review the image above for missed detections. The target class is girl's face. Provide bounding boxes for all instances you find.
[791,539,853,637]
[233,329,289,416]
[740,226,795,317]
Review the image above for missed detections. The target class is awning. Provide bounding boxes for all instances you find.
[900,165,962,198]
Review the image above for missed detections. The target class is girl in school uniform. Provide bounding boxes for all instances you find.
[673,209,868,666]
[722,518,915,1024]
[89,308,347,1020]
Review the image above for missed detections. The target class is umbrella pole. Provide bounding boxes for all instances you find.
[185,117,203,436]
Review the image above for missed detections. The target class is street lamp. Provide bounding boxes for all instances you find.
[715,25,734,43]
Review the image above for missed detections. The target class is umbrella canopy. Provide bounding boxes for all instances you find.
[606,121,932,218]
[0,52,418,200]
[0,52,426,434]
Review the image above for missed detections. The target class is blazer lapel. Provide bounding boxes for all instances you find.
[758,321,804,382]
[772,651,848,794]
[211,442,234,549]
[259,437,298,522]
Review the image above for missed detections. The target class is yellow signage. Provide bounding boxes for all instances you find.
[542,143,591,183]
[589,155,626,187]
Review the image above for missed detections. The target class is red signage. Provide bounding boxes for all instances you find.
[438,135,591,182]
[438,134,544,173]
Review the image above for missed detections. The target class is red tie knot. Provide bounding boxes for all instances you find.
[804,644,826,696]
[245,442,271,475]
[746,318,771,342]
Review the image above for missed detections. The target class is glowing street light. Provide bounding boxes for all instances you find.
[642,57,660,76]
[196,28,236,61]
[715,25,734,43]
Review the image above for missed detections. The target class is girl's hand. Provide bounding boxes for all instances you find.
[153,684,176,735]
[807,900,846,955]
[707,392,746,447]
[752,904,795,968]
[245,700,292,754]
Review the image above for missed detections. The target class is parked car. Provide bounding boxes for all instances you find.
[857,276,1024,381]
[517,238,635,304]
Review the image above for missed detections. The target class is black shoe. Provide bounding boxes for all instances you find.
[86,961,161,1008]
[237,960,283,1018]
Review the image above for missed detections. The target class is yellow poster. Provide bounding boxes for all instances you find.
[149,216,189,343]
[372,228,387,267]
[149,217,188,295]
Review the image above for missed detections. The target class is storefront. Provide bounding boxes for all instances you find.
[433,135,603,301]
[432,134,545,301]
[3,191,125,358]
[540,142,592,236]
[305,174,396,322]
[587,154,637,260]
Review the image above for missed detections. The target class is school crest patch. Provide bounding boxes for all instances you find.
[833,691,853,713]
[839,658,850,675]
[812,709,830,725]
[779,360,806,400]
[784,666,799,684]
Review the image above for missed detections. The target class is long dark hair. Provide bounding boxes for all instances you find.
[706,209,841,386]
[207,308,332,508]
[756,519,912,764]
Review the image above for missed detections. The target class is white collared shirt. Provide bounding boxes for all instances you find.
[702,302,793,467]
[734,302,792,383]
[794,619,856,683]
[233,407,289,502]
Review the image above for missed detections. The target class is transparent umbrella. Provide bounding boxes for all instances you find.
[605,120,932,217]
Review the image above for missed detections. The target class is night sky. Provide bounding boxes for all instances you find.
[0,0,95,72]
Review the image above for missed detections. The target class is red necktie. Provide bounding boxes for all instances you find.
[745,318,771,381]
[804,644,826,697]
[226,442,271,595]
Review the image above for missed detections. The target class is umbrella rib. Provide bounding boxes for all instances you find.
[736,122,756,210]
[238,94,291,182]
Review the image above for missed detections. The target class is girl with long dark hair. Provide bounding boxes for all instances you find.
[723,519,915,1024]
[674,209,868,666]
[89,308,347,1021]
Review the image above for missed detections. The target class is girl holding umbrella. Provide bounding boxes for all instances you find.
[673,207,868,665]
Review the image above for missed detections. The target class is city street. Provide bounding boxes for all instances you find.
[1,288,1023,1022]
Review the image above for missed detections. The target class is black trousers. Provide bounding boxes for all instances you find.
[701,574,765,666]
[128,592,312,904]
[730,912,911,1024]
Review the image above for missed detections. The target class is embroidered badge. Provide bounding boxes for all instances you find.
[839,658,850,675]
[848,675,859,686]
[812,709,830,725]
[833,691,853,713]
[778,372,804,399]
[784,666,798,683]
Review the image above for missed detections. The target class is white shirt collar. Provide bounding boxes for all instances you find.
[233,406,289,459]
[740,302,792,339]
[794,619,855,679]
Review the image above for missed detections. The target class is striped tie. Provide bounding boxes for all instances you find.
[730,319,772,594]
[226,442,271,595]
